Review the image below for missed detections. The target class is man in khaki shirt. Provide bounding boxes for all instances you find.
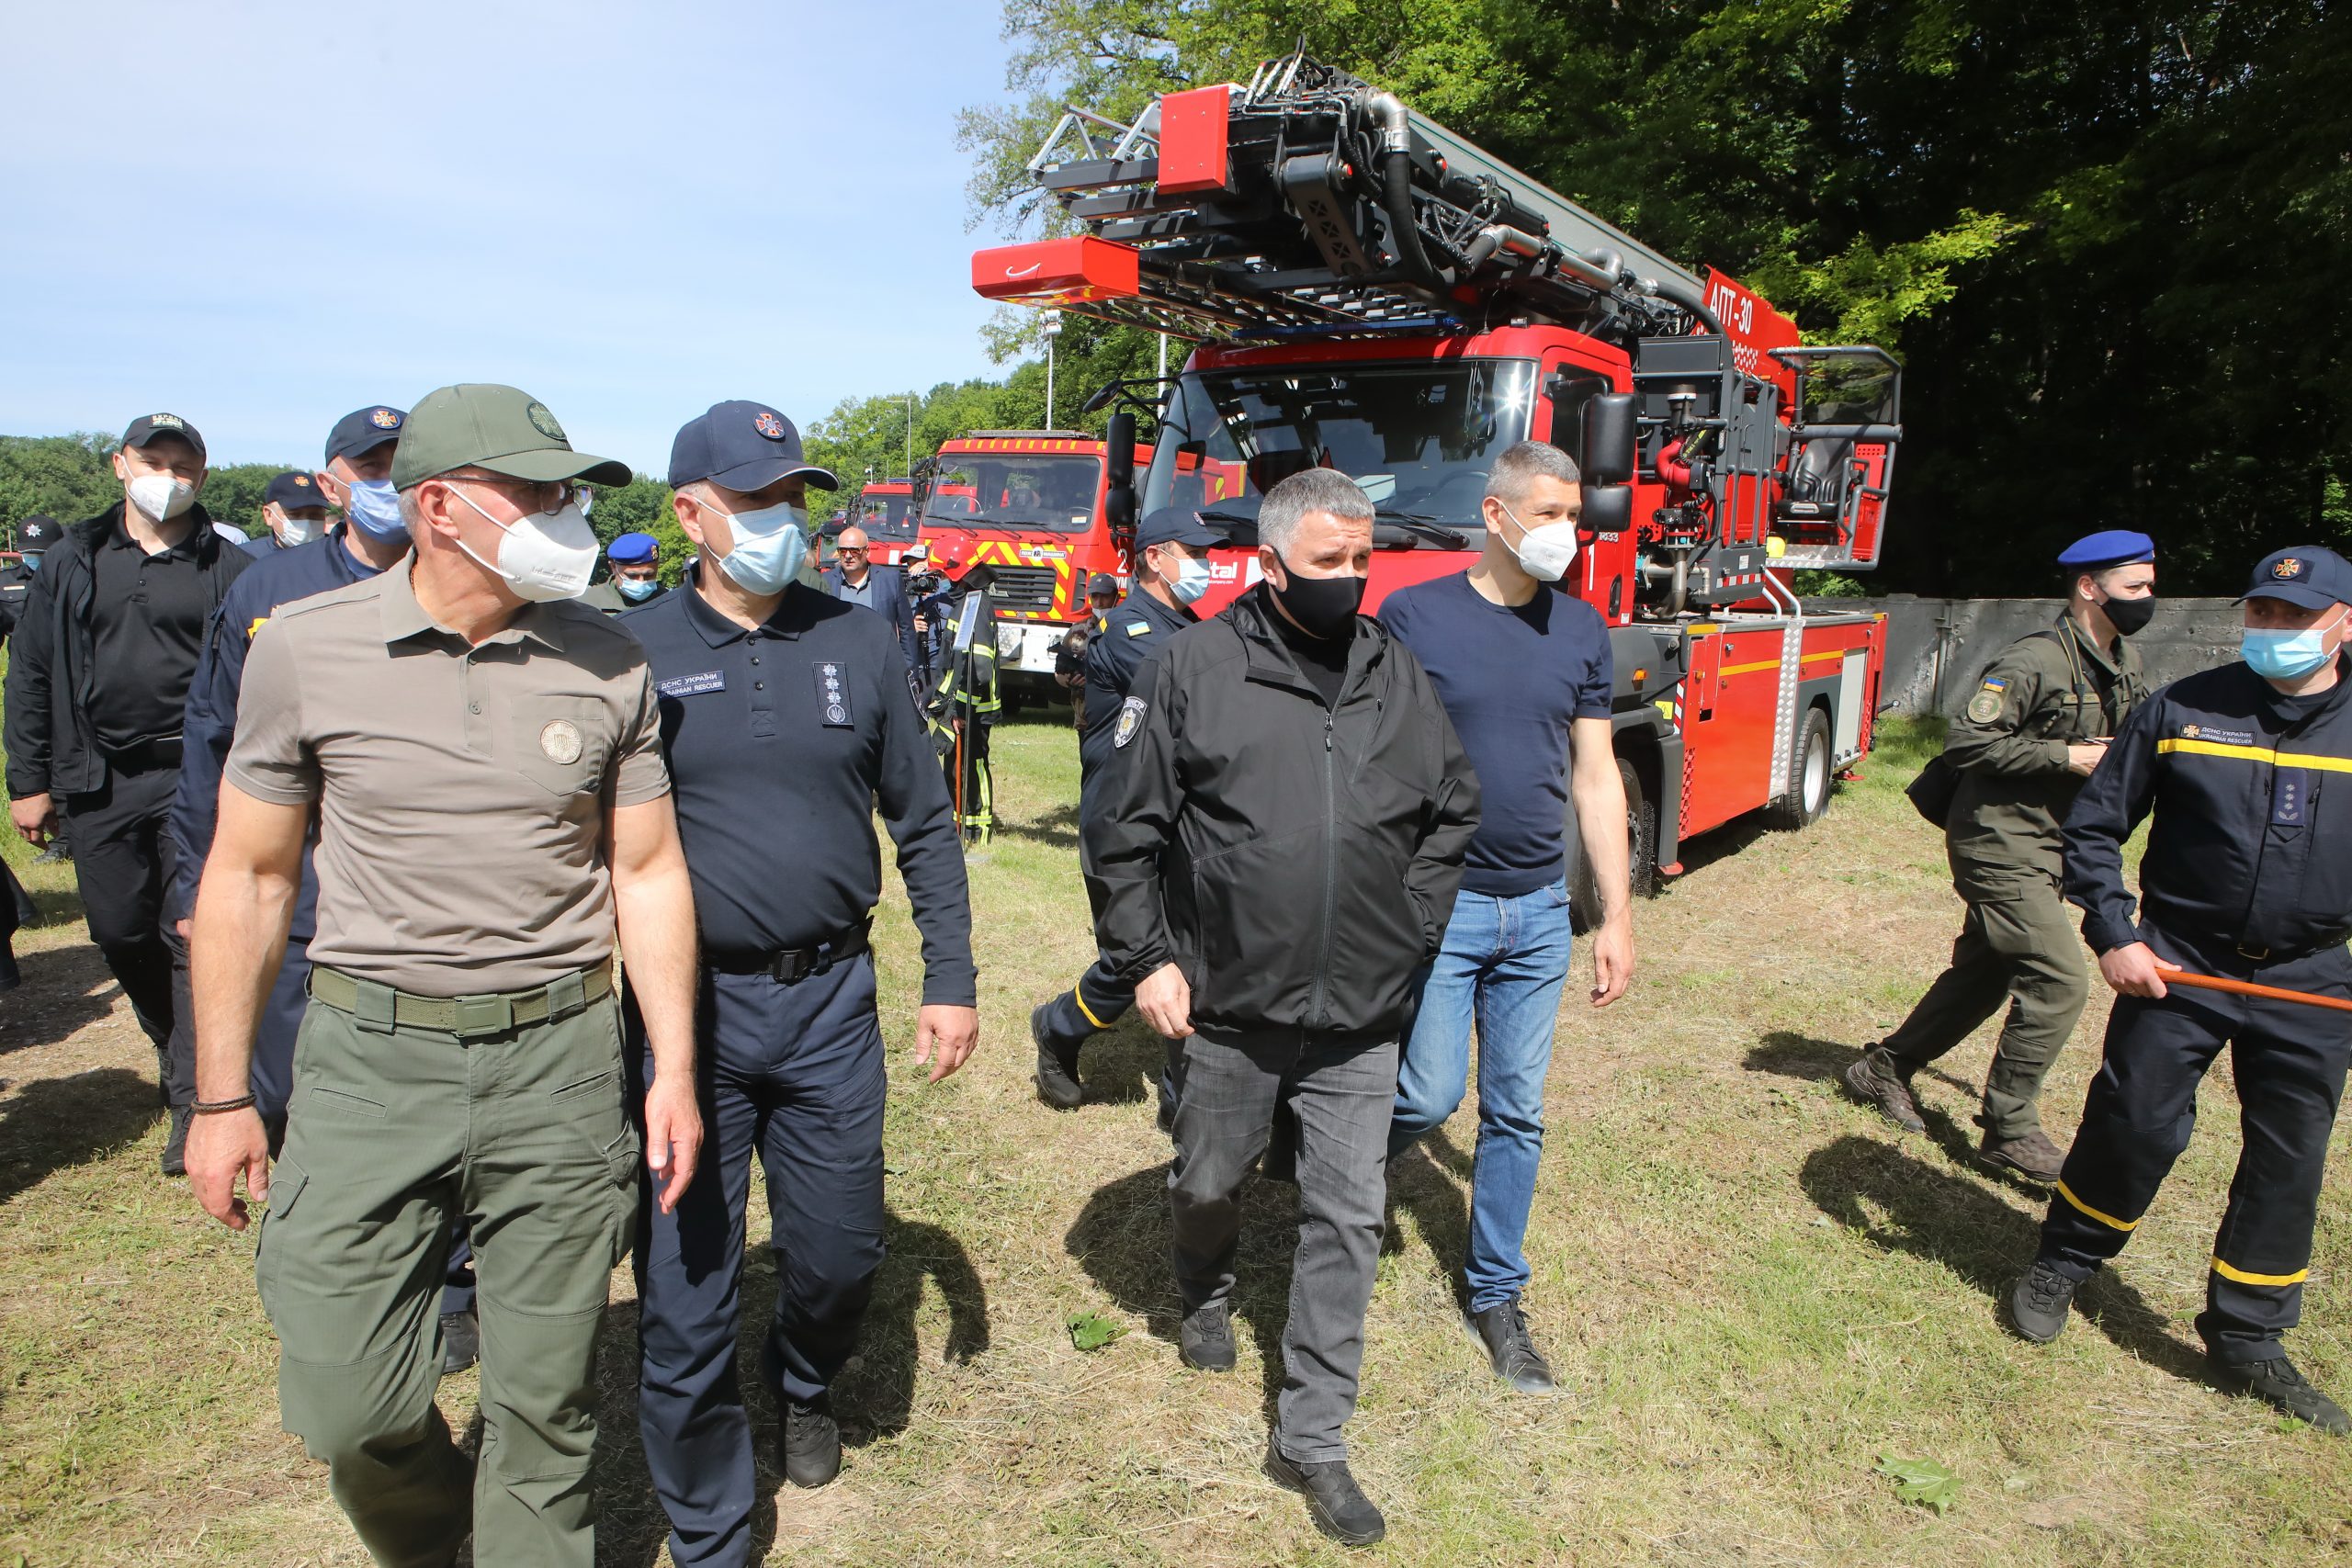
[185,383,703,1568]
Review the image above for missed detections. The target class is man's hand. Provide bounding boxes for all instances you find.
[1135,962,1193,1040]
[187,1107,271,1231]
[2065,740,2111,776]
[9,792,55,847]
[1590,913,1634,1007]
[2099,941,2180,998]
[641,1072,704,1215]
[912,615,928,634]
[914,1004,979,1083]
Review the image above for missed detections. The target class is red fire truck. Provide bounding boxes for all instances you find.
[915,431,1154,692]
[841,478,922,565]
[972,53,1903,902]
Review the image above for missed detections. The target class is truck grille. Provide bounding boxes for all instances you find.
[986,565,1061,617]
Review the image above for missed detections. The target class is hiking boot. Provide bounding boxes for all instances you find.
[1180,1300,1236,1372]
[1031,1004,1084,1111]
[2210,1355,2351,1435]
[1842,1047,1925,1133]
[783,1394,843,1486]
[160,1104,192,1178]
[1980,1124,2066,1184]
[34,839,69,864]
[1265,1443,1385,1547]
[2007,1258,2080,1344]
[439,1307,480,1376]
[1465,1300,1556,1394]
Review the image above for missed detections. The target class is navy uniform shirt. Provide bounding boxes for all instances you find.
[1077,587,1196,795]
[166,525,394,929]
[623,581,977,1005]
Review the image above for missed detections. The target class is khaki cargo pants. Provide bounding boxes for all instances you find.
[256,972,639,1568]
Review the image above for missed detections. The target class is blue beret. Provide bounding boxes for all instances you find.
[607,531,658,563]
[2057,530,2155,570]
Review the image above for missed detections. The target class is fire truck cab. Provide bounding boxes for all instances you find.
[841,478,922,565]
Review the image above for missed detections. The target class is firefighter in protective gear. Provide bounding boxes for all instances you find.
[923,547,1000,844]
[2007,545,2352,1437]
[1844,531,2154,1181]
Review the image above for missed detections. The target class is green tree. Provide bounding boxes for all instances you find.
[0,434,122,544]
[587,476,692,587]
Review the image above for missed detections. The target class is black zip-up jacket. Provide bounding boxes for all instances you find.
[3,502,250,799]
[2064,656,2352,960]
[1083,583,1480,1043]
[1077,585,1197,807]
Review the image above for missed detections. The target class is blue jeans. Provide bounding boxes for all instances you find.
[1389,879,1576,1314]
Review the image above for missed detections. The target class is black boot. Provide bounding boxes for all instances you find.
[1180,1300,1236,1372]
[784,1394,843,1486]
[2210,1355,2350,1435]
[1465,1299,1557,1393]
[1265,1443,1385,1547]
[438,1306,480,1376]
[1031,1003,1084,1110]
[159,1104,192,1178]
[2006,1258,2080,1344]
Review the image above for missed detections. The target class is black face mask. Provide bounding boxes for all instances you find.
[2101,593,2156,637]
[1268,561,1366,639]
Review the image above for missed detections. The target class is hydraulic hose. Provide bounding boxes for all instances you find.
[1643,274,1723,336]
[1366,92,1445,290]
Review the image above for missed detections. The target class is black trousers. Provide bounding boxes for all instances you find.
[1037,868,1136,1054]
[2038,933,2351,1363]
[64,765,179,1054]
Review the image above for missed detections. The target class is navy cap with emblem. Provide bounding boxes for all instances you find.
[1087,572,1121,598]
[1136,505,1223,550]
[121,412,207,463]
[2244,546,2352,611]
[667,400,840,493]
[324,404,407,466]
[264,471,329,511]
[17,515,62,550]
[2056,530,2155,571]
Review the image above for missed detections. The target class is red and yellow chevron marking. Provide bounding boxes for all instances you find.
[961,537,1078,619]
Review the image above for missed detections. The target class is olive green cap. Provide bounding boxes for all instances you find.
[390,383,633,491]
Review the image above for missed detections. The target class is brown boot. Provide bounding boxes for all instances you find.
[1980,1124,2066,1184]
[1841,1047,1924,1133]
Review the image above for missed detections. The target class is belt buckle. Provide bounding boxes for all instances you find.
[451,993,514,1037]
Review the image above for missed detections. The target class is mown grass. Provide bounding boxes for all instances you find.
[1,707,2346,1565]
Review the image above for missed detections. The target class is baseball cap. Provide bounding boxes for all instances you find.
[2243,547,2352,611]
[265,471,330,511]
[121,412,206,462]
[1136,505,1223,550]
[17,515,61,551]
[390,384,631,491]
[608,532,658,564]
[667,400,839,493]
[1088,572,1121,597]
[325,405,408,466]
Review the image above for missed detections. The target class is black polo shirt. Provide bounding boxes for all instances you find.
[622,581,977,1004]
[89,519,212,752]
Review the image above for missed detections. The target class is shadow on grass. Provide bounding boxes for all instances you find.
[1385,1129,1472,1307]
[593,1209,989,1568]
[0,1066,156,1206]
[1797,1134,2203,1382]
[1073,1020,1161,1110]
[0,942,123,1057]
[998,799,1081,852]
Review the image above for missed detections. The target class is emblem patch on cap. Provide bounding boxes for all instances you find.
[1114,695,1147,749]
[149,412,184,430]
[526,401,566,442]
[539,718,583,765]
[2275,557,2305,580]
[292,475,311,488]
[370,408,401,430]
[755,410,786,440]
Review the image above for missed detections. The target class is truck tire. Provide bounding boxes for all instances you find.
[1767,706,1834,830]
[1570,754,1658,932]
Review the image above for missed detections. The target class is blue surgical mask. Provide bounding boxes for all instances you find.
[707,499,809,596]
[1171,555,1211,604]
[2243,612,2345,681]
[20,553,39,573]
[343,477,409,543]
[617,577,660,603]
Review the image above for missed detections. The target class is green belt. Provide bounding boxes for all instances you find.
[308,961,613,1038]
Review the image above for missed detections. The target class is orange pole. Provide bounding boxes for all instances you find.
[2166,971,2352,1015]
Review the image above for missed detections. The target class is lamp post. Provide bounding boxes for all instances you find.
[1043,309,1063,430]
[903,393,914,475]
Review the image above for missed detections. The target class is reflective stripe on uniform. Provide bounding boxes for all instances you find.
[2156,738,2352,773]
[1075,991,1111,1030]
[2211,1256,2309,1286]
[2055,1179,2140,1232]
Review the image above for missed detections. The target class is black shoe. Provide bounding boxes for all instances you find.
[2006,1258,2079,1344]
[1841,1047,1925,1133]
[1465,1300,1557,1394]
[2210,1355,2351,1435]
[1180,1300,1236,1372]
[1031,1003,1084,1110]
[33,839,69,864]
[783,1394,843,1487]
[439,1307,480,1376]
[159,1104,192,1178]
[1979,1124,2066,1185]
[1265,1443,1385,1547]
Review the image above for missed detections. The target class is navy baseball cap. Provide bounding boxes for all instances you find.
[608,531,658,564]
[265,471,330,511]
[667,400,839,493]
[17,515,61,550]
[1088,572,1121,597]
[2056,530,2154,570]
[2244,547,2352,611]
[1136,505,1222,550]
[325,404,407,465]
[121,412,206,462]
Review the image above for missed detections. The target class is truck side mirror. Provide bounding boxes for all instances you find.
[1580,483,1634,537]
[1583,393,1637,485]
[1104,411,1138,532]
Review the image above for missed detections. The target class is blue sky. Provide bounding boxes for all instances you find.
[0,1,1023,472]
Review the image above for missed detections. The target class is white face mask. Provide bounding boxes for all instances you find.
[1496,498,1578,582]
[449,487,599,602]
[128,473,196,524]
[276,513,320,547]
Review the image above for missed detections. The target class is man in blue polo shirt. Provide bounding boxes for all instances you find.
[1378,439,1636,1394]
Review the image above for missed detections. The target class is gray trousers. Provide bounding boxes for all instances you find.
[1167,1030,1396,1465]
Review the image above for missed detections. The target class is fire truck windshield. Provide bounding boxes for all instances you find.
[852,494,917,541]
[1141,359,1536,545]
[921,454,1102,533]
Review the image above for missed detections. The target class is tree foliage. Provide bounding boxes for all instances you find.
[0,434,297,545]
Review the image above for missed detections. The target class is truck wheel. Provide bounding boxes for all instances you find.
[1767,706,1834,830]
[1570,755,1658,932]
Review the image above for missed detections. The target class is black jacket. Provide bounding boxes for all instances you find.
[1078,587,1196,796]
[1083,583,1480,1043]
[3,502,251,798]
[2064,656,2352,962]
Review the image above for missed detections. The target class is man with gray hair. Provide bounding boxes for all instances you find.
[1086,466,1479,1547]
[1379,439,1634,1395]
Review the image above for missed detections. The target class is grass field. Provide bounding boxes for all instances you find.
[2,708,2347,1566]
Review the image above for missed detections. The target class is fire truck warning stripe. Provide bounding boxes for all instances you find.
[2055,1179,2139,1232]
[2156,739,2352,773]
[2211,1257,2309,1287]
[1719,659,1783,677]
[1800,649,1850,664]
